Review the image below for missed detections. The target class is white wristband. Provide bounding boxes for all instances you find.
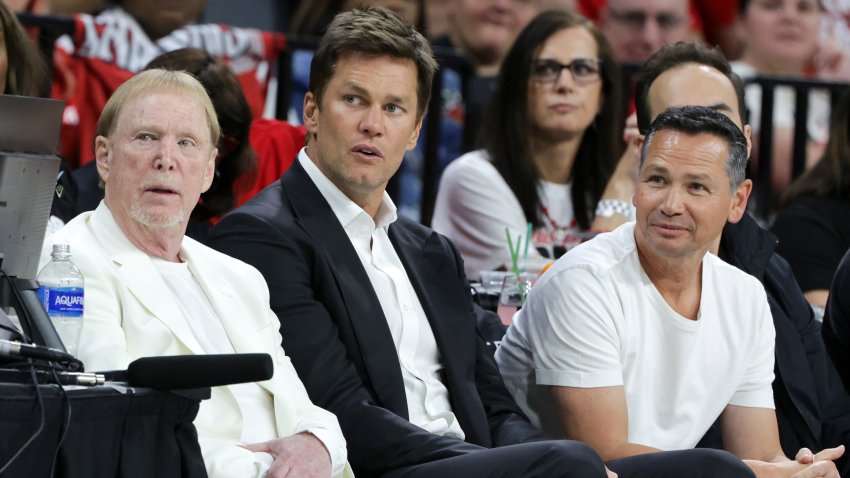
[595,199,634,221]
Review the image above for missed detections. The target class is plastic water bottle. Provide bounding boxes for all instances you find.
[37,244,84,356]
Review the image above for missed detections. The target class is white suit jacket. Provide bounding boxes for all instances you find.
[40,203,352,478]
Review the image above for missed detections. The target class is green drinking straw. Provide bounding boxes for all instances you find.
[504,227,521,277]
[524,222,532,258]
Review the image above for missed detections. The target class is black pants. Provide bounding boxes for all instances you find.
[383,441,753,478]
[609,449,755,478]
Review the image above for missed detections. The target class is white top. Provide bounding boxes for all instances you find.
[495,222,776,448]
[299,149,465,440]
[731,61,831,145]
[432,150,581,279]
[152,258,278,460]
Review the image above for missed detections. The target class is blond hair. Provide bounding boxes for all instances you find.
[96,69,220,146]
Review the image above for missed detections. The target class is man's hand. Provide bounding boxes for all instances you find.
[790,460,841,478]
[812,34,850,82]
[795,445,845,465]
[748,445,844,478]
[243,432,332,478]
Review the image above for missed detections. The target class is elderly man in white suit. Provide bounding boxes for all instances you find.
[40,69,351,478]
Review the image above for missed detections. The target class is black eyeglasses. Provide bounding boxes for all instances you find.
[531,58,602,85]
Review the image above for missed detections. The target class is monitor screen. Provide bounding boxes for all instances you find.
[0,95,63,280]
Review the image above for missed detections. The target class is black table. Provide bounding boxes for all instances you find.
[0,380,209,478]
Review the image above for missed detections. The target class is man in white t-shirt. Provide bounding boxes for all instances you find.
[41,69,350,478]
[496,105,842,478]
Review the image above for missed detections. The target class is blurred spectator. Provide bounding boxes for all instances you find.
[589,0,694,64]
[692,0,742,60]
[437,0,546,136]
[51,0,285,169]
[772,87,850,315]
[0,0,49,95]
[425,0,450,38]
[441,0,541,76]
[731,0,844,196]
[432,10,623,277]
[203,0,295,33]
[291,0,423,35]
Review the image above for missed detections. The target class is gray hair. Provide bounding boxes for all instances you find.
[642,105,748,191]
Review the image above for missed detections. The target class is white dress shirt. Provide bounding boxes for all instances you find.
[152,257,344,473]
[299,149,465,440]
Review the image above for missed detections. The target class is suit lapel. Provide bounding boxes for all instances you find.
[282,161,408,415]
[389,224,468,388]
[90,205,205,355]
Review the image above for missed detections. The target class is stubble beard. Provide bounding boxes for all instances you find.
[130,203,185,229]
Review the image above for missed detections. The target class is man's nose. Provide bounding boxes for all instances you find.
[359,105,385,137]
[638,17,663,51]
[154,142,176,171]
[659,187,684,216]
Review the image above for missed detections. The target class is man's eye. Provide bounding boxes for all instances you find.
[344,95,360,104]
[386,104,400,113]
[691,183,706,191]
[137,133,153,141]
[178,139,195,147]
[649,175,665,183]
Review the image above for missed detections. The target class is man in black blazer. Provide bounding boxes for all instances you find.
[210,7,754,478]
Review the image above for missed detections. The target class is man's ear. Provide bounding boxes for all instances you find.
[406,116,424,151]
[744,124,753,158]
[303,92,319,136]
[94,135,111,183]
[727,178,753,223]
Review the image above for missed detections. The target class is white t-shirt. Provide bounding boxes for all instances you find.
[731,61,831,145]
[495,222,776,448]
[432,150,579,279]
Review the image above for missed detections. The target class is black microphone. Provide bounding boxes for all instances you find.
[126,353,273,390]
[0,339,77,363]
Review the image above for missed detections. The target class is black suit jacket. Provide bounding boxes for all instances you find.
[718,215,850,471]
[209,159,542,476]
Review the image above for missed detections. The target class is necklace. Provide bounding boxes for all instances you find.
[538,202,577,232]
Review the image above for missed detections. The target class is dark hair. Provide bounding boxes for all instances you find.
[634,42,746,134]
[643,105,749,190]
[145,48,257,220]
[0,2,49,96]
[481,10,622,230]
[782,87,850,204]
[309,6,437,120]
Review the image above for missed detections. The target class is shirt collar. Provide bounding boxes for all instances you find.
[298,148,398,232]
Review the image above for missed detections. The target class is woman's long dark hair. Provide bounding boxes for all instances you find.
[480,10,622,230]
[145,48,257,220]
[782,87,850,205]
[0,2,49,96]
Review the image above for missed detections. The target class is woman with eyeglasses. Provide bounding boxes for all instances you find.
[432,10,624,279]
